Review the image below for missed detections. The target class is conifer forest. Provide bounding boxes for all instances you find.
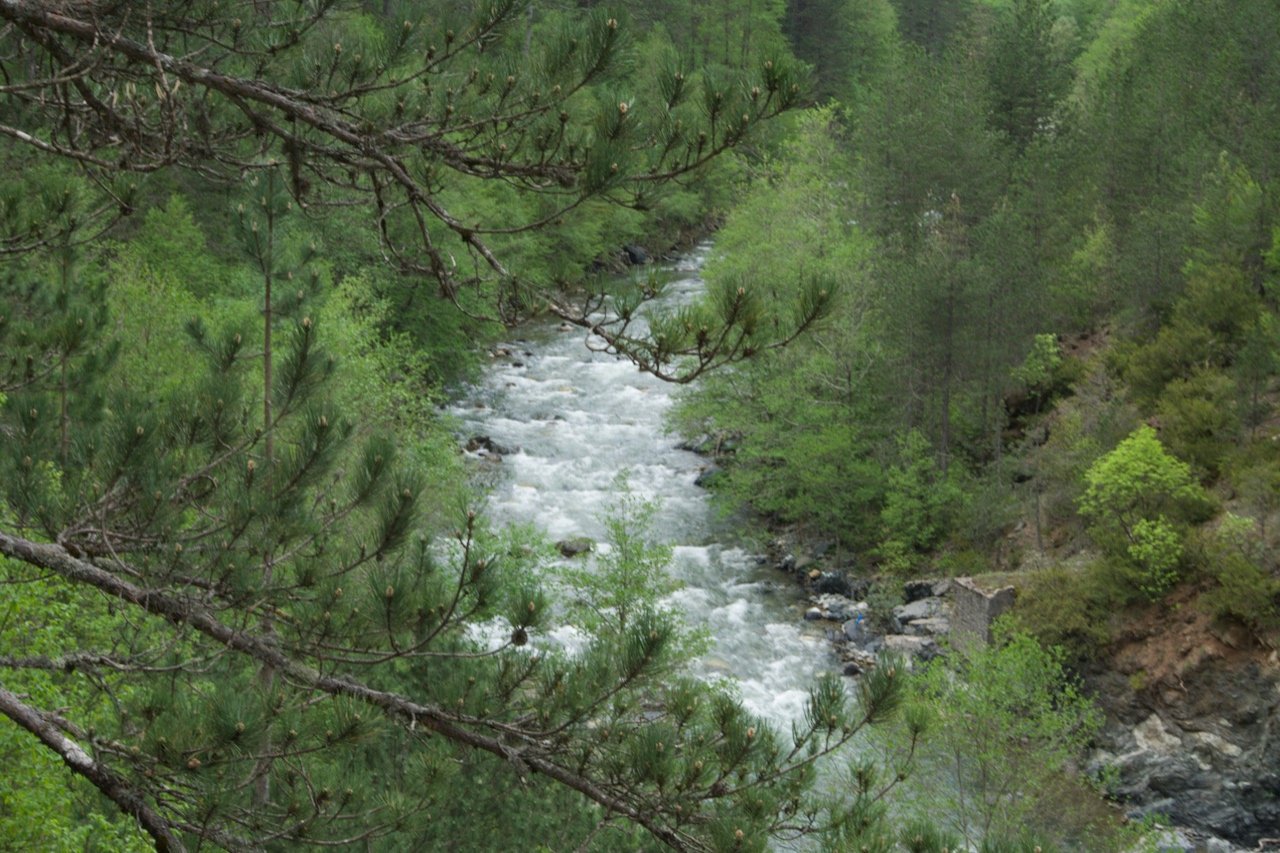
[1,1,1279,850]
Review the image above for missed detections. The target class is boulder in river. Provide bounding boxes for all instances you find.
[465,435,514,456]
[556,537,594,558]
[623,244,649,265]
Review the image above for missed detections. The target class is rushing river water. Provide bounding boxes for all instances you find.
[451,244,834,727]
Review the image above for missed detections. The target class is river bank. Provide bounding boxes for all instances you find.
[718,519,1274,852]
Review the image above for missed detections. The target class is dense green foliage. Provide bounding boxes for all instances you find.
[675,0,1280,640]
[673,4,1280,838]
[884,630,1121,850]
[0,2,913,851]
[5,0,1280,849]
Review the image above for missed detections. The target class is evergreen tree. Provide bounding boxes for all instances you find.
[986,0,1070,152]
[889,0,972,55]
[0,230,912,848]
[0,3,915,849]
[0,0,824,380]
[783,0,899,103]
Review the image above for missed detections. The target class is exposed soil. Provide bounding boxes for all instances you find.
[1108,586,1273,701]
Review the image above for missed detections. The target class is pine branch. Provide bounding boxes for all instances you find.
[0,529,703,851]
[0,0,803,340]
[0,682,186,852]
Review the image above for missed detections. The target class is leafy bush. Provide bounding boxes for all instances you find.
[1198,514,1280,636]
[1125,517,1184,598]
[1155,369,1240,477]
[1123,264,1260,408]
[1007,564,1115,659]
[882,629,1127,849]
[1078,426,1215,599]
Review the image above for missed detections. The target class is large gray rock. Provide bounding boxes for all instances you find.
[894,597,940,622]
[556,537,594,557]
[881,634,940,662]
[891,596,949,633]
[814,594,857,622]
[1091,661,1280,846]
[843,615,869,643]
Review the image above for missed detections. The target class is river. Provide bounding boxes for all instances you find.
[450,244,834,727]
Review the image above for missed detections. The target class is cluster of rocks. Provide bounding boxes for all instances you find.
[767,536,1278,850]
[464,434,514,459]
[490,344,534,368]
[769,542,953,676]
[1142,828,1252,853]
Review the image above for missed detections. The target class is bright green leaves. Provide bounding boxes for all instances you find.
[1011,333,1063,393]
[556,475,684,655]
[1079,426,1213,599]
[887,631,1113,848]
[0,560,151,851]
[1124,517,1183,599]
[1079,426,1209,525]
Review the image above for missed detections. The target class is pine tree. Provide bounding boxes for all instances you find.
[0,239,912,847]
[0,3,912,849]
[0,0,826,381]
[986,0,1069,152]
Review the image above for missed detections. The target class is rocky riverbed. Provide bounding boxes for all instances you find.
[757,531,954,665]
[753,529,1276,852]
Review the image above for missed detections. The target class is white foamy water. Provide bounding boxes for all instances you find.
[451,245,834,725]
